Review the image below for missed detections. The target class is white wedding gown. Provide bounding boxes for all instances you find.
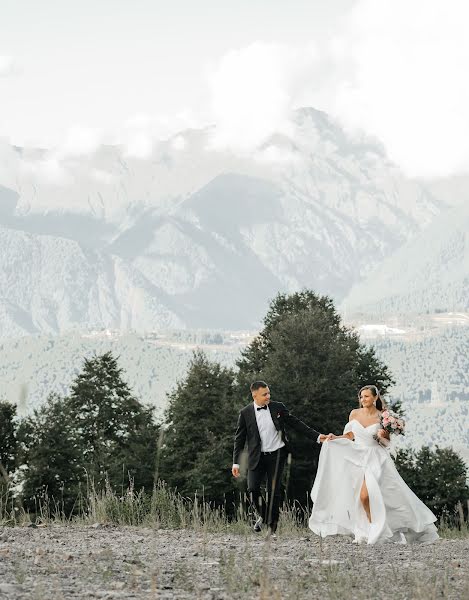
[309,420,439,545]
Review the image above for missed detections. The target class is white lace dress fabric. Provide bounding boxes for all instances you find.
[309,420,439,545]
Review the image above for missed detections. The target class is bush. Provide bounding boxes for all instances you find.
[395,445,469,519]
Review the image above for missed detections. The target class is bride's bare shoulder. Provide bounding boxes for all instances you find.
[349,408,360,421]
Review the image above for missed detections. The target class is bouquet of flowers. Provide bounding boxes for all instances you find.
[373,409,405,445]
[381,409,405,436]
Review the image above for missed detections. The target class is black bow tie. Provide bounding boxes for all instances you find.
[256,405,268,411]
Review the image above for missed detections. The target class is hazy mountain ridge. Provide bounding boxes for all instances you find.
[0,225,184,338]
[0,108,446,335]
[343,200,469,316]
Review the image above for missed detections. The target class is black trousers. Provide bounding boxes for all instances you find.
[247,447,287,533]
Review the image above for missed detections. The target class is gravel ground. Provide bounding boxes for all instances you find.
[0,525,468,599]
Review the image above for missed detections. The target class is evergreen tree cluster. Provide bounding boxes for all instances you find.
[3,352,158,514]
[159,350,239,503]
[394,446,469,519]
[0,291,467,519]
[0,401,17,487]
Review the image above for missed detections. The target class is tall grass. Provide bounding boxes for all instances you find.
[1,478,307,533]
[0,478,248,530]
[2,479,469,539]
[0,483,16,525]
[84,480,307,533]
[438,501,469,538]
[84,482,322,537]
[85,479,245,531]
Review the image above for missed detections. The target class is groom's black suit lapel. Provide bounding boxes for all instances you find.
[268,401,282,431]
[247,403,261,443]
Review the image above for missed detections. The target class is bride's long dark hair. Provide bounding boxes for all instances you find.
[358,385,385,411]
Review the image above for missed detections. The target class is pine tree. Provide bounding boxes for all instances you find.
[68,352,158,491]
[160,350,238,502]
[17,394,82,514]
[236,291,394,502]
[18,354,158,514]
[0,400,18,485]
[395,446,469,518]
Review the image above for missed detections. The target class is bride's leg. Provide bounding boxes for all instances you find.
[360,479,371,522]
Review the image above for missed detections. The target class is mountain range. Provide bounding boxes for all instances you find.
[343,199,469,316]
[0,107,455,337]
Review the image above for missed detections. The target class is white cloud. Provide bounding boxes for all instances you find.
[59,125,102,156]
[254,144,301,165]
[20,156,71,185]
[318,0,469,177]
[204,2,469,177]
[0,56,18,77]
[121,111,198,158]
[171,135,186,151]
[90,168,114,184]
[207,42,317,153]
[123,130,154,159]
[4,1,469,179]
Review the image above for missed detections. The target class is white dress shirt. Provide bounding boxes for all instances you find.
[254,402,285,452]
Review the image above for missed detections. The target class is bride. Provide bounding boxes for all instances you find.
[309,385,439,545]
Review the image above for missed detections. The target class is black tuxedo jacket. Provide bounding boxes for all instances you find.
[233,400,321,470]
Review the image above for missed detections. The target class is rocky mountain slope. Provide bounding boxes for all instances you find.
[343,200,469,316]
[0,108,443,335]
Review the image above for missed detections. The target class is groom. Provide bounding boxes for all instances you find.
[232,381,326,536]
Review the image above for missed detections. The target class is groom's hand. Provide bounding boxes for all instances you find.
[232,465,240,478]
[319,433,336,442]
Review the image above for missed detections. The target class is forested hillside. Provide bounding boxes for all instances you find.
[1,320,468,464]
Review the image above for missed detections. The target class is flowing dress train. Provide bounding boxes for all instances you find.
[309,420,439,544]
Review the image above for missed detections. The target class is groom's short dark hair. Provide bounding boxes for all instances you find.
[250,380,268,392]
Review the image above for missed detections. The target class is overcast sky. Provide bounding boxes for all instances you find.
[1,0,468,178]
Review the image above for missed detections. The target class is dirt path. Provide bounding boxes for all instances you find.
[1,525,468,599]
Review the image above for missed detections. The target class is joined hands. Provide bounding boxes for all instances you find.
[319,433,337,443]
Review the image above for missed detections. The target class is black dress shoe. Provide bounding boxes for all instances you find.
[253,517,263,532]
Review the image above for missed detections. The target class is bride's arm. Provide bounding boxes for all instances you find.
[326,431,354,441]
[324,410,356,441]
